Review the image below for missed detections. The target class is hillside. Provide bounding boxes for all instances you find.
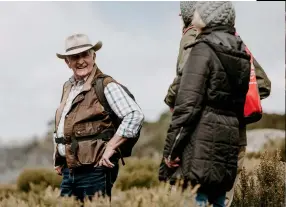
[0,111,284,184]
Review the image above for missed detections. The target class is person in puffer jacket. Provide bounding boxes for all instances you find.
[164,1,197,110]
[159,1,198,189]
[160,1,272,206]
[161,1,251,206]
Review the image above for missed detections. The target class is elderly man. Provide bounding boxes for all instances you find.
[53,33,144,202]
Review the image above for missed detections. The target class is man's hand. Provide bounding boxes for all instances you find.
[54,165,63,175]
[164,157,180,168]
[98,144,116,168]
[98,134,127,168]
[170,108,174,113]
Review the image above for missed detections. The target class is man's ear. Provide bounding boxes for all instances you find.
[65,58,71,68]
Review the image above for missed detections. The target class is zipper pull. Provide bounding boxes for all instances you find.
[169,127,184,160]
[167,155,171,163]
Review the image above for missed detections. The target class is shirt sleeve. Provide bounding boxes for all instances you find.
[104,82,144,138]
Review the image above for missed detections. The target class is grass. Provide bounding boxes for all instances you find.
[0,149,285,207]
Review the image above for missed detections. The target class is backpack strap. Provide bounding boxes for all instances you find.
[93,74,113,114]
[93,74,126,165]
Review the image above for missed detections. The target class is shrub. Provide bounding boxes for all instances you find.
[17,168,61,192]
[116,170,159,191]
[15,158,161,193]
[0,184,201,207]
[233,149,285,207]
[115,157,160,191]
[260,138,285,162]
[0,184,18,201]
[245,137,285,162]
[256,150,285,206]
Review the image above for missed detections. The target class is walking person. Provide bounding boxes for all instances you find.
[159,1,197,189]
[161,2,252,206]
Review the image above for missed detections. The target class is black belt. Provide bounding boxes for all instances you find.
[55,137,66,144]
[55,130,115,152]
[55,130,125,166]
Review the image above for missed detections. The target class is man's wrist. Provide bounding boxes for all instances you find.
[105,133,128,153]
[106,142,116,150]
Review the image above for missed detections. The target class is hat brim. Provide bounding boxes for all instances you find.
[56,41,102,59]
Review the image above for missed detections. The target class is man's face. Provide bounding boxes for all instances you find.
[65,49,95,80]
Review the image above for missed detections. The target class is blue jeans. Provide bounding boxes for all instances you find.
[60,163,119,202]
[195,191,226,207]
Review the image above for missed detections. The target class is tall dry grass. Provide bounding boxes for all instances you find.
[0,149,285,207]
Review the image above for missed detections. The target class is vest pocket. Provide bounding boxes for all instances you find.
[74,122,102,137]
[76,139,107,166]
[65,144,81,168]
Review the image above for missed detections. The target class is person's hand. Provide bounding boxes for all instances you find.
[98,144,116,168]
[170,108,174,113]
[164,157,180,168]
[54,165,63,175]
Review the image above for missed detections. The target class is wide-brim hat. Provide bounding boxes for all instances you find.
[56,33,102,59]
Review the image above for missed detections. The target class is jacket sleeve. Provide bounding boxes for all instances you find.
[163,29,196,109]
[164,76,181,109]
[163,42,210,158]
[253,57,271,100]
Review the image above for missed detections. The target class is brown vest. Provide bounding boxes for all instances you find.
[54,65,116,168]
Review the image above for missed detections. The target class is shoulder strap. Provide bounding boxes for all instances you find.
[94,75,112,113]
[183,25,195,35]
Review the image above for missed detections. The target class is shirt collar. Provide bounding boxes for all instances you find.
[69,73,90,86]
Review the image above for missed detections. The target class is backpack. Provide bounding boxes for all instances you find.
[93,74,141,158]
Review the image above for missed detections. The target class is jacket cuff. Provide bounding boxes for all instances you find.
[164,96,175,108]
[164,87,176,108]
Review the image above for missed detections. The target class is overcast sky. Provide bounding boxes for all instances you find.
[0,1,284,142]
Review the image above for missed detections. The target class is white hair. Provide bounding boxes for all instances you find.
[192,9,207,31]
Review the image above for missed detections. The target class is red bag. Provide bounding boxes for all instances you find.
[234,32,262,124]
[242,43,263,124]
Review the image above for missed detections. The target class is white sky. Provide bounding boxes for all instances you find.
[0,1,284,142]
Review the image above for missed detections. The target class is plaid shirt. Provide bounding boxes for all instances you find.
[55,80,144,157]
[105,82,144,138]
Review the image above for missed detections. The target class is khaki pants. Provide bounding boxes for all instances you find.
[225,146,246,207]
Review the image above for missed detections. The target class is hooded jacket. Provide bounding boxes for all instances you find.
[162,26,251,193]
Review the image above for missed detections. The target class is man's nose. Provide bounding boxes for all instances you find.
[77,57,85,64]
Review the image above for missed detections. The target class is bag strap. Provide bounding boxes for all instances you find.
[93,75,126,165]
[183,25,195,35]
[235,32,253,62]
[93,75,113,114]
